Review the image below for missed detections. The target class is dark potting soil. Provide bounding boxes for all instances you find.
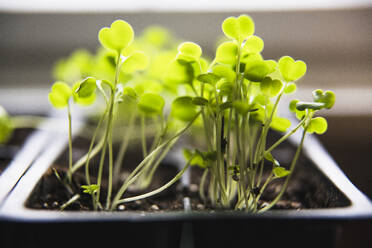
[26,136,185,212]
[0,128,34,174]
[26,131,350,213]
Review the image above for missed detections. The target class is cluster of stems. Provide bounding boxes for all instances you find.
[195,44,314,213]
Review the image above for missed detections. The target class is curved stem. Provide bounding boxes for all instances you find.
[258,129,307,213]
[262,117,306,159]
[66,102,73,182]
[84,110,107,186]
[111,111,201,210]
[141,115,147,158]
[113,111,137,184]
[116,158,192,204]
[199,169,209,201]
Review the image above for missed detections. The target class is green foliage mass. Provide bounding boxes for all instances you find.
[39,15,336,213]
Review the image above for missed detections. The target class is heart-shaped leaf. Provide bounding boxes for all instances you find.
[260,77,283,98]
[177,42,202,62]
[98,20,134,52]
[171,96,198,122]
[138,93,165,115]
[312,89,336,109]
[222,15,255,42]
[121,51,149,74]
[48,82,72,109]
[243,35,264,54]
[307,117,328,134]
[279,56,307,82]
[215,41,238,65]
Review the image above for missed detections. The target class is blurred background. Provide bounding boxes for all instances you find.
[0,0,371,247]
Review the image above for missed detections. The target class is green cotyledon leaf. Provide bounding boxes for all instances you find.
[312,89,336,109]
[222,15,255,42]
[48,81,72,109]
[278,56,307,82]
[306,117,328,134]
[98,20,134,53]
[176,42,202,62]
[215,41,238,65]
[171,96,198,122]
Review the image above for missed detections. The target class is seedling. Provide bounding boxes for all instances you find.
[3,15,335,213]
[168,14,336,212]
[48,20,199,211]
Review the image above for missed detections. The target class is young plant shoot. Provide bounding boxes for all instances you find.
[48,20,200,211]
[43,15,336,213]
[176,15,335,212]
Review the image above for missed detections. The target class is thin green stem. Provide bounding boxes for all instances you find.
[111,111,201,210]
[67,102,73,183]
[258,129,307,213]
[70,137,105,174]
[85,111,107,186]
[60,194,80,211]
[262,117,306,159]
[141,115,147,158]
[105,124,114,210]
[144,137,177,187]
[199,169,209,201]
[113,111,137,183]
[116,157,192,204]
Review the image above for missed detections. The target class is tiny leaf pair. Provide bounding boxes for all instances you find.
[176,42,202,63]
[222,15,255,42]
[99,20,134,53]
[260,77,283,98]
[306,117,328,134]
[313,89,336,109]
[279,56,307,82]
[81,184,100,195]
[48,82,72,109]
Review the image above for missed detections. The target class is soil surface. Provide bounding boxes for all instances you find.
[26,132,350,212]
[187,136,350,211]
[26,136,185,212]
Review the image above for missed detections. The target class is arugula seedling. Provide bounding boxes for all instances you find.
[168,14,336,212]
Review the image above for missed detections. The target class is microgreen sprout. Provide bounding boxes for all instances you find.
[169,14,336,212]
[47,20,200,211]
[42,15,336,213]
